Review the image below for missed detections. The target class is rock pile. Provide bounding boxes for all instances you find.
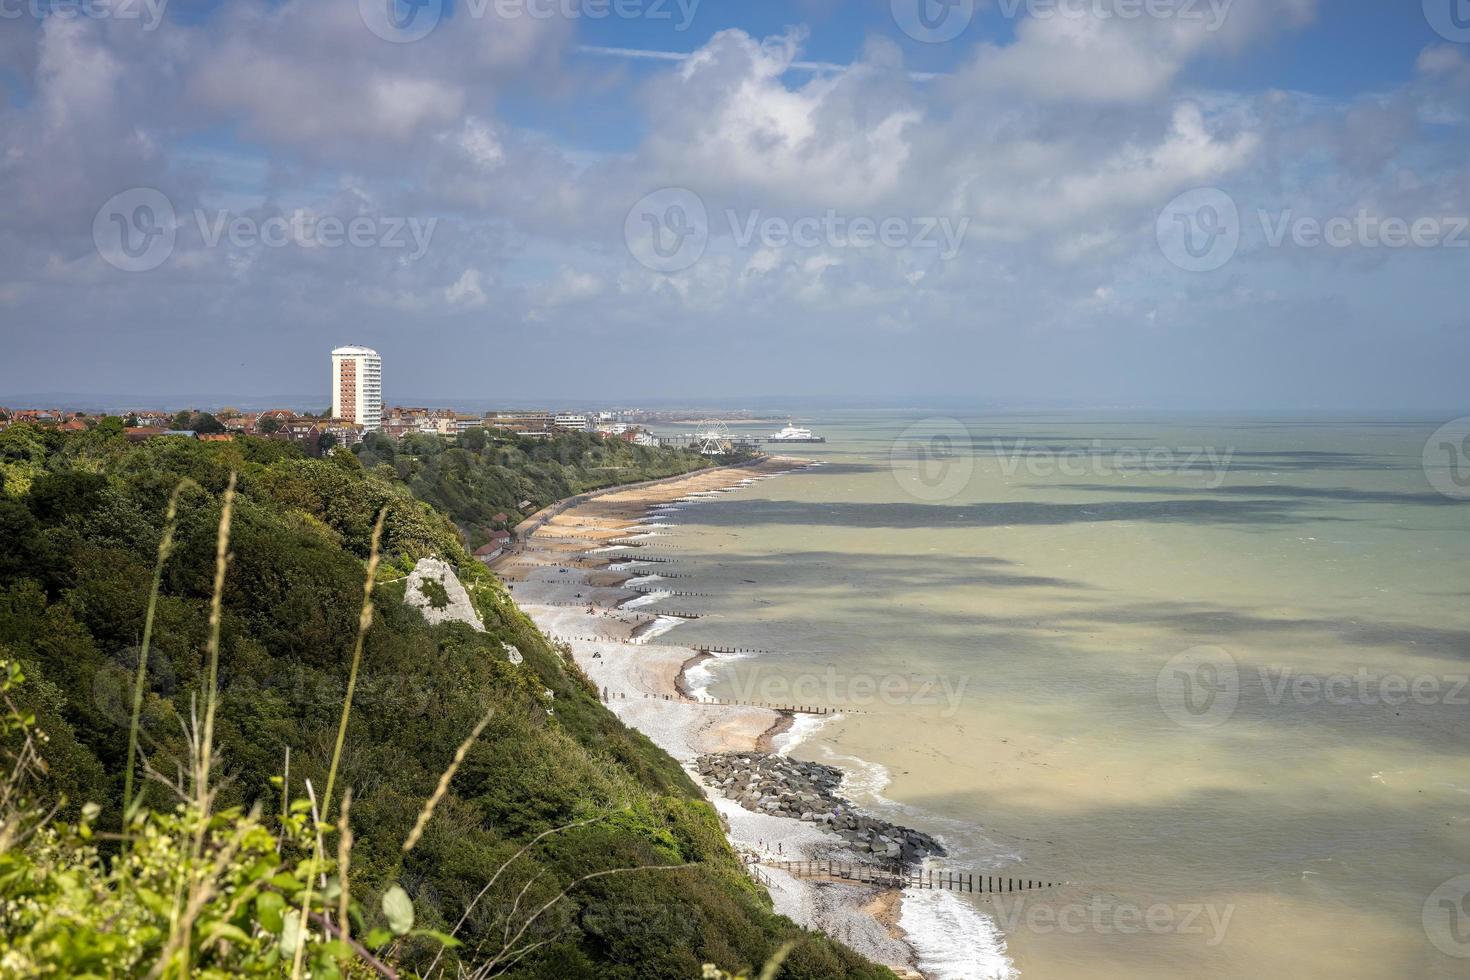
[695,752,944,864]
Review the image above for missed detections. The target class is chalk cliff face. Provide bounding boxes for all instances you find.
[404,557,484,631]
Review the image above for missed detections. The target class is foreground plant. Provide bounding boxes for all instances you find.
[0,477,709,979]
[0,485,444,978]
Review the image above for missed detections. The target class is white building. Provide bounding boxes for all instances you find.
[553,414,590,431]
[331,346,383,431]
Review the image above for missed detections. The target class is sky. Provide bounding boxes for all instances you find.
[1,0,1468,411]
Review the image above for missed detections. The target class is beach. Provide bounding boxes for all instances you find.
[495,458,929,978]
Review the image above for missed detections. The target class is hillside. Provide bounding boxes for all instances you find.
[0,423,891,979]
[359,429,717,549]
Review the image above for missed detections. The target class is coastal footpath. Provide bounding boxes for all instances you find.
[496,457,936,978]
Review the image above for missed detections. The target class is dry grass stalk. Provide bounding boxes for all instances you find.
[123,480,186,821]
[401,707,495,856]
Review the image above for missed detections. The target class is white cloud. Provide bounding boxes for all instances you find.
[446,269,489,308]
[640,30,922,208]
[957,0,1319,104]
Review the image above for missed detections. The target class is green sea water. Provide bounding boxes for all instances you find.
[649,412,1470,979]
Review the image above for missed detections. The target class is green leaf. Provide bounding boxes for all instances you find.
[363,928,392,949]
[381,884,414,935]
[409,928,462,948]
[204,922,252,946]
[319,940,354,960]
[270,872,303,892]
[256,892,286,934]
[280,909,302,956]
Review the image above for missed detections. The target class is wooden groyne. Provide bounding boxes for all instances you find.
[766,860,1063,894]
[629,692,839,716]
[628,587,710,597]
[697,645,778,656]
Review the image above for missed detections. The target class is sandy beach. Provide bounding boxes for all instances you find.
[495,458,925,978]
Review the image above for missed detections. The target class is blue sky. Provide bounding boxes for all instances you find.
[1,0,1468,410]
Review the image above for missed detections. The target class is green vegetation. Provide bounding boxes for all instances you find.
[357,429,714,549]
[0,423,890,979]
[418,577,451,611]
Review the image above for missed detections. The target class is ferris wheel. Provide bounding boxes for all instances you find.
[693,420,732,455]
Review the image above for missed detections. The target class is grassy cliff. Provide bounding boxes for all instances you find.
[0,423,890,978]
[359,429,716,549]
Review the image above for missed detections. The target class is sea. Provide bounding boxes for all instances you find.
[642,411,1470,980]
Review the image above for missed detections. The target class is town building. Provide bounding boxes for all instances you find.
[553,414,591,432]
[331,346,383,432]
[320,420,366,448]
[273,419,323,454]
[484,412,555,437]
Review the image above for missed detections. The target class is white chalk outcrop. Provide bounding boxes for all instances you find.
[404,558,484,631]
